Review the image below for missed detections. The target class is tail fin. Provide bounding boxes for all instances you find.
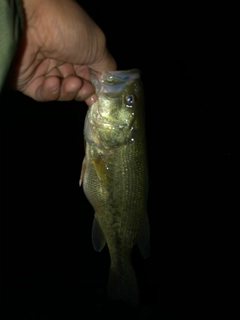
[107,263,139,307]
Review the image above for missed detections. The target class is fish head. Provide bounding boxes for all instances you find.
[86,69,144,149]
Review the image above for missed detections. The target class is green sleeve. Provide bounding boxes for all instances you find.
[0,0,24,92]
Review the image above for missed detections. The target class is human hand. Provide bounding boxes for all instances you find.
[10,0,116,106]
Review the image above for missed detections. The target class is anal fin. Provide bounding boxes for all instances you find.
[136,214,150,259]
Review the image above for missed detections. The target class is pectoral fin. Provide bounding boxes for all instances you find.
[92,215,106,252]
[136,214,150,259]
[92,155,110,185]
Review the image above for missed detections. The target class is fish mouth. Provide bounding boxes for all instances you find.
[91,69,141,96]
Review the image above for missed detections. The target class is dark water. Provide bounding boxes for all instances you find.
[1,1,234,319]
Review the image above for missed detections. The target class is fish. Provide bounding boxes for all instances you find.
[80,69,150,307]
[0,0,24,91]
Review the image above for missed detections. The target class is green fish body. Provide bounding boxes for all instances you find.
[0,0,24,92]
[80,69,149,306]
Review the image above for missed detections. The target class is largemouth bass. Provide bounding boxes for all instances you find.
[0,0,24,91]
[80,69,149,307]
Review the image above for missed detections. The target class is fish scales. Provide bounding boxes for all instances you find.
[80,69,150,307]
[84,139,146,249]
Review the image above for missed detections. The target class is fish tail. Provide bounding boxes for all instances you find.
[107,262,139,307]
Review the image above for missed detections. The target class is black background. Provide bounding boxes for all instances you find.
[1,1,234,319]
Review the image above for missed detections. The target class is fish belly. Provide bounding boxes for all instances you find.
[82,142,148,306]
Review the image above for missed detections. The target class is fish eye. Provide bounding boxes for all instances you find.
[125,94,136,106]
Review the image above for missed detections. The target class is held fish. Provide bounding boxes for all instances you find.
[80,69,150,307]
